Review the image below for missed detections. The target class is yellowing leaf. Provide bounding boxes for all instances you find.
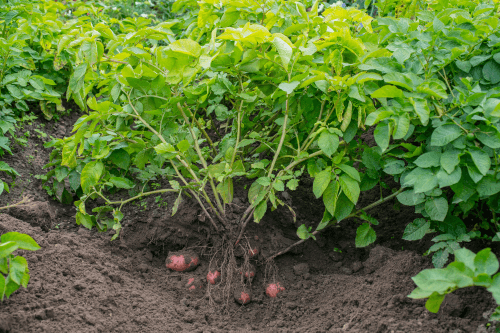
[169,39,201,58]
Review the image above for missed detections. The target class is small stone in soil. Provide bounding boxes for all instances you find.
[351,262,363,272]
[340,267,353,275]
[329,252,343,262]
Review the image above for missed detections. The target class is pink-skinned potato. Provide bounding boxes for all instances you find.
[185,277,204,291]
[266,282,285,298]
[234,286,252,305]
[166,251,200,272]
[207,270,221,285]
[238,264,256,282]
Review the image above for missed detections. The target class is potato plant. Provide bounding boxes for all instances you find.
[0,232,41,301]
[26,0,500,318]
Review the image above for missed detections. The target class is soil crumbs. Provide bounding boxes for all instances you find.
[0,111,497,333]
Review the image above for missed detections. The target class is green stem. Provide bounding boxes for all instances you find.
[300,100,326,151]
[126,93,220,227]
[0,196,31,210]
[267,97,290,178]
[177,102,226,220]
[184,103,217,158]
[268,188,405,260]
[95,189,176,207]
[230,100,244,168]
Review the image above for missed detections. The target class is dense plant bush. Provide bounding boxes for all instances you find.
[2,0,495,319]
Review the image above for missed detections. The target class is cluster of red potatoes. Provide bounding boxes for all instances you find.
[165,249,285,305]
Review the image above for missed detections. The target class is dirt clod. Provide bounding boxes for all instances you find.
[293,263,309,276]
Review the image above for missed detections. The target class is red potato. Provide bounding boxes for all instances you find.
[248,247,259,258]
[185,277,204,291]
[266,282,285,298]
[166,251,200,272]
[207,270,221,285]
[234,287,252,305]
[238,264,256,281]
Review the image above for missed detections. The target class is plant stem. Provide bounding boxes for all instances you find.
[126,93,221,228]
[177,102,226,221]
[94,189,220,232]
[0,196,32,210]
[267,97,290,178]
[184,103,217,158]
[234,209,255,246]
[267,188,405,260]
[230,100,244,168]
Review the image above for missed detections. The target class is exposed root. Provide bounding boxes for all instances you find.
[206,236,238,312]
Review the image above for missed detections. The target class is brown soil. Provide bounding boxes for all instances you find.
[0,110,498,333]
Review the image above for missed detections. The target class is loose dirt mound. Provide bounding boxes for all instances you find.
[0,209,495,333]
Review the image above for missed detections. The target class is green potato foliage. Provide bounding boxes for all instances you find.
[409,248,500,320]
[40,0,500,250]
[13,0,500,321]
[0,232,41,301]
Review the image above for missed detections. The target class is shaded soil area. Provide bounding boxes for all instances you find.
[0,111,498,333]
